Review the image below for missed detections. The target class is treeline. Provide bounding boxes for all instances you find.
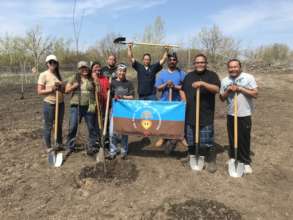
[0,17,292,74]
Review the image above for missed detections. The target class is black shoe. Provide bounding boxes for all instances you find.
[106,154,116,160]
[206,147,217,173]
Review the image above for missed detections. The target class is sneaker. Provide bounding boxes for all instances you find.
[244,164,253,174]
[155,138,164,147]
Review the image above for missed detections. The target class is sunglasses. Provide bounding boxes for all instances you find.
[169,58,177,61]
[194,61,207,64]
[48,60,57,65]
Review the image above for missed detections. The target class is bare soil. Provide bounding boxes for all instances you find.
[0,71,293,220]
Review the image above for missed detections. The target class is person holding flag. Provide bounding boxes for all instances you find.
[155,52,187,152]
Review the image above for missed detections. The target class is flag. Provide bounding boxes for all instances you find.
[112,100,186,139]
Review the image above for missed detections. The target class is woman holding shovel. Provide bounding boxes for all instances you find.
[220,59,258,175]
[37,55,65,154]
[65,61,98,157]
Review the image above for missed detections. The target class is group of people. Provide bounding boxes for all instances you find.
[37,44,258,174]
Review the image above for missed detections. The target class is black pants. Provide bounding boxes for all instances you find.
[227,115,252,164]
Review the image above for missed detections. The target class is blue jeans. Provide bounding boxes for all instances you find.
[185,124,214,155]
[139,94,157,100]
[66,105,97,150]
[43,102,64,148]
[109,114,128,156]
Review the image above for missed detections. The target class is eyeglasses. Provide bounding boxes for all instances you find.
[169,58,177,61]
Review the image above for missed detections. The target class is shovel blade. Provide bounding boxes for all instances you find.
[190,155,205,171]
[48,152,56,166]
[113,37,126,44]
[96,148,105,163]
[228,159,244,177]
[48,151,63,167]
[54,153,63,167]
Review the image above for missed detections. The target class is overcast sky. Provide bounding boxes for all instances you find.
[0,0,292,49]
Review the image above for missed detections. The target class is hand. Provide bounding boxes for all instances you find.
[72,82,79,90]
[114,95,122,101]
[167,80,174,88]
[54,82,63,91]
[227,85,238,93]
[128,42,133,48]
[192,81,205,89]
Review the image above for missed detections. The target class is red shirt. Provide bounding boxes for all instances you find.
[95,75,109,113]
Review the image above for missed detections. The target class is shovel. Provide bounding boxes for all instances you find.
[228,92,244,177]
[96,78,112,172]
[113,37,180,48]
[48,90,63,167]
[190,87,204,171]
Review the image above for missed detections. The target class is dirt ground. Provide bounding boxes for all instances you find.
[0,70,293,220]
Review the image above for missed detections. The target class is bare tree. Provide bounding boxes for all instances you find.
[24,26,53,73]
[97,32,122,61]
[72,0,85,56]
[195,25,240,67]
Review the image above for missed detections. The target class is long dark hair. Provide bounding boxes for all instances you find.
[51,62,62,81]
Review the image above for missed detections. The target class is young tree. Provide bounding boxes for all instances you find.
[24,26,53,73]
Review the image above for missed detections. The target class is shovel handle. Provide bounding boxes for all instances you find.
[119,41,180,48]
[234,93,238,150]
[95,91,103,131]
[54,90,59,142]
[102,78,112,137]
[168,87,172,102]
[195,88,200,144]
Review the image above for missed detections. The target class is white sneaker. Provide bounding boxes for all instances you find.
[226,158,235,164]
[244,164,253,174]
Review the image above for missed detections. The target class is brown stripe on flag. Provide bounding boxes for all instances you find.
[113,117,184,139]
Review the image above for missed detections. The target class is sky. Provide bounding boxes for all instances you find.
[0,0,292,49]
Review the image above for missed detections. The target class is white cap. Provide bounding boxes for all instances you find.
[45,54,58,63]
[77,61,89,69]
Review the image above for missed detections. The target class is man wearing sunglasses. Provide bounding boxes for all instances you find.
[155,52,187,150]
[181,54,220,173]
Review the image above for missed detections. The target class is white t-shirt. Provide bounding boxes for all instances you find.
[220,72,257,117]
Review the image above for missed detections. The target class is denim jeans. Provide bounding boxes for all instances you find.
[139,94,157,100]
[43,102,64,148]
[109,113,128,156]
[66,105,97,150]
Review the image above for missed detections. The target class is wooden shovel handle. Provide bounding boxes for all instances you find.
[195,88,200,144]
[234,93,238,149]
[95,91,103,131]
[54,90,59,142]
[168,87,172,101]
[102,78,112,136]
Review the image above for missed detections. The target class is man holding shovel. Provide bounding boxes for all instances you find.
[155,52,187,151]
[220,59,258,174]
[181,54,220,173]
[127,43,169,100]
